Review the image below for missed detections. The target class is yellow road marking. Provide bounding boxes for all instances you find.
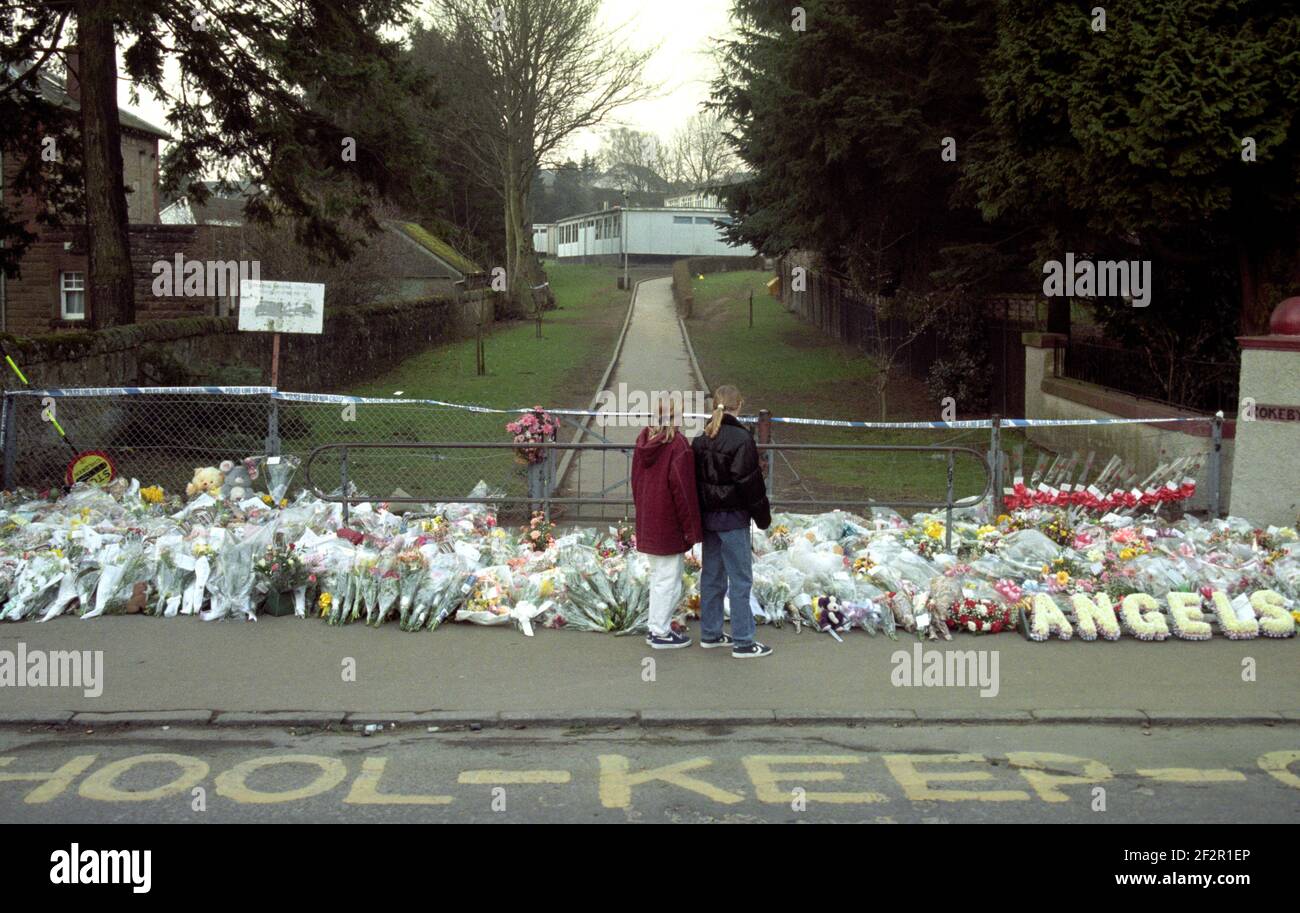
[741,754,888,804]
[1258,751,1300,789]
[458,769,571,785]
[1008,752,1113,803]
[215,754,347,804]
[79,753,209,802]
[598,755,743,808]
[0,755,96,804]
[882,753,1030,801]
[344,757,453,805]
[1136,768,1247,783]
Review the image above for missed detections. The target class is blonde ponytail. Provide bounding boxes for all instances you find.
[704,384,743,438]
[650,395,678,443]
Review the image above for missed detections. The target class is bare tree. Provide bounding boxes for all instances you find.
[668,112,738,190]
[431,0,653,315]
[598,127,670,191]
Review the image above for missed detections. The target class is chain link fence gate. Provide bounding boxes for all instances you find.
[0,386,1225,524]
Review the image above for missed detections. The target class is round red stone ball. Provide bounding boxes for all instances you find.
[1270,296,1300,335]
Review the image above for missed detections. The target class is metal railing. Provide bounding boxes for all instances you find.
[1053,339,1239,414]
[303,440,992,552]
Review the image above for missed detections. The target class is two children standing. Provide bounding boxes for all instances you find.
[630,385,773,659]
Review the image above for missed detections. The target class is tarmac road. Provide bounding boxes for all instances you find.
[1,721,1296,823]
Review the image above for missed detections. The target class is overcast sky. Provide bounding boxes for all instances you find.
[115,0,737,166]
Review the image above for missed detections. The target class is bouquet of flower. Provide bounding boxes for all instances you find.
[201,537,257,621]
[751,557,805,626]
[946,596,1016,634]
[257,455,301,504]
[370,562,402,626]
[604,552,650,635]
[555,547,622,632]
[255,542,311,593]
[523,512,556,552]
[506,407,557,465]
[87,542,154,618]
[72,556,105,618]
[407,555,472,631]
[458,565,516,625]
[38,545,85,622]
[394,548,429,628]
[151,544,192,618]
[2,551,66,620]
[597,520,636,558]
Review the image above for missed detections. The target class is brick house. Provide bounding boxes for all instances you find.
[0,58,240,335]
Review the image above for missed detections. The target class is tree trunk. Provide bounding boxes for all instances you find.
[78,1,135,328]
[506,169,550,316]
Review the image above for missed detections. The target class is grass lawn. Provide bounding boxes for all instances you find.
[275,262,639,506]
[349,261,633,407]
[686,270,1042,507]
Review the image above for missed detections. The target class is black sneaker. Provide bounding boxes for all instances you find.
[700,633,734,649]
[645,631,692,649]
[732,642,773,659]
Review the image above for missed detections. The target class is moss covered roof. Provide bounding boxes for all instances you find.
[391,222,482,277]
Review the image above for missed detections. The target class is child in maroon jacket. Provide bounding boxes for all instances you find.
[631,396,703,649]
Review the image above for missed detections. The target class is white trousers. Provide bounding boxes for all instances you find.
[645,552,684,637]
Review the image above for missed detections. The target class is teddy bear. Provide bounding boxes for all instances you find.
[219,459,255,501]
[185,466,224,499]
[919,575,962,641]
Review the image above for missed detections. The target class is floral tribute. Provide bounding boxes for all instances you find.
[506,407,557,465]
[0,476,1293,651]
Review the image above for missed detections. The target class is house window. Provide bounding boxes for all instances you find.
[61,271,86,320]
[673,216,693,224]
[694,217,714,225]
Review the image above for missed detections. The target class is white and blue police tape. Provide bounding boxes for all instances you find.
[2,386,1216,428]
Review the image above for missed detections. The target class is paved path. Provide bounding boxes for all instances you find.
[1,616,1296,720]
[562,276,706,521]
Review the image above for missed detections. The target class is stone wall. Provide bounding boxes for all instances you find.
[0,292,491,393]
[1229,337,1300,525]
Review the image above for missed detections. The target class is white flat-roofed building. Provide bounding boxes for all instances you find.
[552,206,755,263]
[531,223,557,257]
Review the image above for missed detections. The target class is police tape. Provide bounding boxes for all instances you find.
[5,386,1217,429]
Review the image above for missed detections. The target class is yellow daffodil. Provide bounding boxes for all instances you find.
[976,525,997,537]
[318,592,333,617]
[1119,547,1136,560]
[1055,571,1070,586]
[924,521,944,539]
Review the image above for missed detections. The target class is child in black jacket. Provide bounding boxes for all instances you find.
[691,384,773,658]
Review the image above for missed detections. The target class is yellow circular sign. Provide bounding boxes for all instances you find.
[65,451,115,487]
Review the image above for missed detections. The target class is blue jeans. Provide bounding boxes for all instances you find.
[700,527,755,648]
